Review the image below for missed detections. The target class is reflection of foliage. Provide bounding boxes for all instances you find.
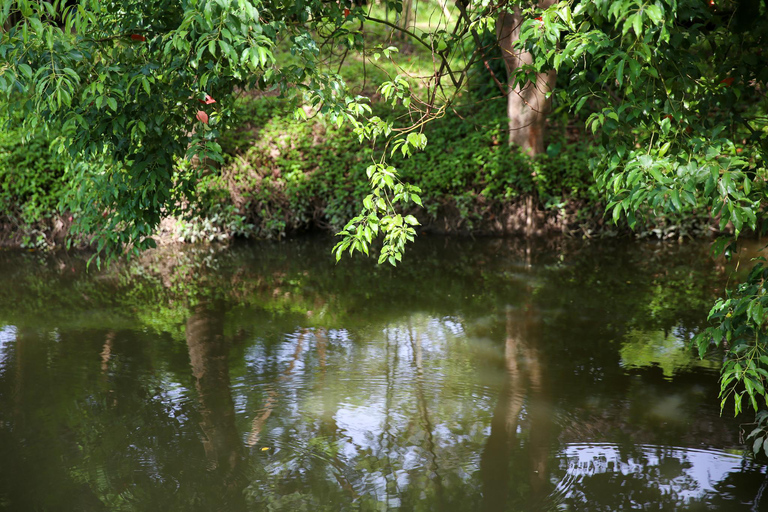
[1,238,729,338]
[556,445,753,512]
[621,329,719,379]
[0,237,755,511]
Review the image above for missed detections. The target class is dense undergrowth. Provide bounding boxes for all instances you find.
[140,91,719,245]
[0,116,69,249]
[197,94,606,240]
[0,93,720,249]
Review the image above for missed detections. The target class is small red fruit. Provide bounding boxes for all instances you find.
[196,110,209,124]
[130,34,146,42]
[343,8,350,17]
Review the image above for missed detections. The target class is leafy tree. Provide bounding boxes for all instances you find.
[496,0,557,155]
[0,0,569,264]
[511,0,768,419]
[0,0,426,263]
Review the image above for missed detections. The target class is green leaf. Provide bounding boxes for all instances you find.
[18,63,33,78]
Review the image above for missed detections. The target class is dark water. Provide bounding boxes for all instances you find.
[0,236,766,511]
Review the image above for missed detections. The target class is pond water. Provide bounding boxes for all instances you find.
[0,236,766,511]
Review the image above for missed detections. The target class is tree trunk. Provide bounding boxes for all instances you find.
[497,3,557,155]
[398,0,414,39]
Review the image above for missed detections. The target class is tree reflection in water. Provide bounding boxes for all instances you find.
[0,238,767,510]
[552,444,768,510]
[186,303,245,506]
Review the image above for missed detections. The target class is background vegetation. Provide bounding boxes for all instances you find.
[0,19,716,250]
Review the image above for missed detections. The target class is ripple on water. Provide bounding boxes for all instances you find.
[0,325,16,373]
[547,443,767,511]
[246,432,379,500]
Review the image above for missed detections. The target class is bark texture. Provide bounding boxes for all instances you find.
[497,3,557,155]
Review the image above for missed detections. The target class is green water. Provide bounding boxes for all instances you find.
[0,236,765,511]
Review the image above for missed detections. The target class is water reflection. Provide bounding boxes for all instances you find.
[0,325,15,378]
[480,306,548,511]
[0,237,765,510]
[186,303,245,506]
[620,327,719,379]
[554,444,768,510]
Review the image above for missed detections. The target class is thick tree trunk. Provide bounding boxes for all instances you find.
[497,3,557,155]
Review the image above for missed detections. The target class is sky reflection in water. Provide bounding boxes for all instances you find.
[0,236,766,511]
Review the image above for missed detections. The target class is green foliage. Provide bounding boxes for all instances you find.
[333,163,421,266]
[212,95,600,242]
[696,259,768,415]
[746,410,768,460]
[517,0,767,235]
[464,19,506,100]
[516,0,768,422]
[0,0,400,261]
[0,114,68,246]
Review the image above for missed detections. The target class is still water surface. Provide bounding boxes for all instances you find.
[0,236,766,511]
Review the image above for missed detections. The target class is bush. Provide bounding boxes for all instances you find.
[213,95,601,238]
[0,117,69,247]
